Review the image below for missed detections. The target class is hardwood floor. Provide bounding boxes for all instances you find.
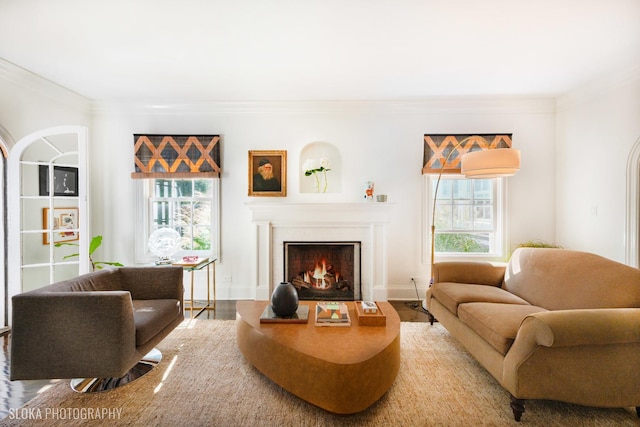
[1,300,429,418]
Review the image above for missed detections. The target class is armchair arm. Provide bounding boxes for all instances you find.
[118,266,184,300]
[433,261,506,287]
[11,291,137,380]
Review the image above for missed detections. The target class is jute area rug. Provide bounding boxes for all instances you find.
[1,319,638,427]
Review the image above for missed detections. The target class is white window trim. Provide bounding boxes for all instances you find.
[423,174,509,264]
[135,178,220,264]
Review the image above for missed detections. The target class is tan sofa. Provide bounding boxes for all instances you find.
[426,247,640,421]
[10,266,184,389]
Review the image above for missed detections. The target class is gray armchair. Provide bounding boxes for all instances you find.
[10,266,184,391]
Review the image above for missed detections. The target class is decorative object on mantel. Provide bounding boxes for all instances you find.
[376,194,387,202]
[423,134,521,285]
[270,281,299,317]
[364,181,375,201]
[148,228,182,264]
[303,158,331,193]
[248,150,287,197]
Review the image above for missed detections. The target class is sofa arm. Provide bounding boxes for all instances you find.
[118,266,184,300]
[11,291,137,380]
[517,309,640,348]
[432,261,506,287]
[503,308,640,404]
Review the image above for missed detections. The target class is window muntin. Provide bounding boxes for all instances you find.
[149,178,214,253]
[432,176,501,255]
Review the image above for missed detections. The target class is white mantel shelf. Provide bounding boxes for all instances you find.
[246,201,395,301]
[246,201,396,223]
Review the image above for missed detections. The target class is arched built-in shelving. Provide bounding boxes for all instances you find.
[7,126,89,324]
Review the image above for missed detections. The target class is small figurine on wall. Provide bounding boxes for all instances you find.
[364,181,374,201]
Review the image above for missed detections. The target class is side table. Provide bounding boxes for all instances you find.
[173,257,217,318]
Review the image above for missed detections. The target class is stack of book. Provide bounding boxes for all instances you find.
[315,302,351,327]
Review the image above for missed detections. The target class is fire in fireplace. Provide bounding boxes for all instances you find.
[284,242,361,301]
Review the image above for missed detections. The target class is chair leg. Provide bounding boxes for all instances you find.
[70,348,162,393]
[510,395,525,422]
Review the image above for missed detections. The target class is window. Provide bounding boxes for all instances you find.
[428,175,506,258]
[136,177,220,262]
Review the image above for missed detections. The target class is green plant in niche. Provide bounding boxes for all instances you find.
[56,235,123,271]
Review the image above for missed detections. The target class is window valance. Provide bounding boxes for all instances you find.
[131,134,221,179]
[422,134,512,175]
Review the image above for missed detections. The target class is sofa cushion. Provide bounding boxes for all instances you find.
[458,302,548,355]
[504,248,640,310]
[132,299,182,346]
[430,282,531,316]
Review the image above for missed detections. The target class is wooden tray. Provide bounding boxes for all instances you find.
[354,301,386,326]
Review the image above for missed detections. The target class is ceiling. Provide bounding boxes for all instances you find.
[1,0,639,104]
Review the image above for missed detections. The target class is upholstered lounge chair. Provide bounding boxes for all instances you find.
[10,266,184,392]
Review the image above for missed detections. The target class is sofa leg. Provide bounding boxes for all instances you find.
[426,311,437,325]
[510,395,525,422]
[636,407,639,418]
[70,348,162,393]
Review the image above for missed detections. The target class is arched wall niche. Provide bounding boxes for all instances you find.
[299,142,342,194]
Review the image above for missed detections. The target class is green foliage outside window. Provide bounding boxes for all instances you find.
[435,233,486,253]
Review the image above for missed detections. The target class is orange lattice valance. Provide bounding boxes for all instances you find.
[422,134,512,174]
[131,134,221,179]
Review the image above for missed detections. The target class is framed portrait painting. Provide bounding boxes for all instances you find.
[42,207,79,244]
[248,150,287,197]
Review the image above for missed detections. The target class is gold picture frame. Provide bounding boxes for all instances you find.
[43,207,79,244]
[248,150,287,197]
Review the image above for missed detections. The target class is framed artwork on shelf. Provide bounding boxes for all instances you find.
[248,150,287,197]
[42,207,79,244]
[39,165,79,197]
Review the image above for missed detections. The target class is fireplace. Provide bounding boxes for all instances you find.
[284,242,361,301]
[247,201,392,301]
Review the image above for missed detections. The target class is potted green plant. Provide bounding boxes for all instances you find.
[56,235,123,271]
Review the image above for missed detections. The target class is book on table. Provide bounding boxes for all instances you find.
[315,302,351,327]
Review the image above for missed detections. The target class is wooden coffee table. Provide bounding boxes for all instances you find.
[236,300,400,414]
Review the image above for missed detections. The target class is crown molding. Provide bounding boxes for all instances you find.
[0,58,90,112]
[91,96,556,116]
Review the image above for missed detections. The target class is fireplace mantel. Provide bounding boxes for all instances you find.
[246,201,394,301]
[246,201,394,223]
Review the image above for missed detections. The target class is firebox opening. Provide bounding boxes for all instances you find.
[284,241,361,301]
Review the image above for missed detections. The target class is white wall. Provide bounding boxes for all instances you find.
[0,60,90,141]
[0,59,90,325]
[91,99,557,300]
[3,56,639,300]
[556,66,640,262]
